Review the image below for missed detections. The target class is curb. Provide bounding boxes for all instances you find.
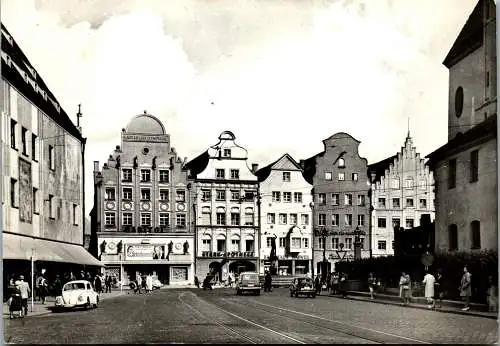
[327,294,497,320]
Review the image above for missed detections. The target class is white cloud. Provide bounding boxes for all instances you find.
[1,0,478,210]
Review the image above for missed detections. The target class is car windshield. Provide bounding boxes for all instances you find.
[241,274,258,281]
[63,282,86,291]
[298,279,312,285]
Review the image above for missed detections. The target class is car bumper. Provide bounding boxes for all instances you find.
[239,286,260,290]
[55,303,86,308]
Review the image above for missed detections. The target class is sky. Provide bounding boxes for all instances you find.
[1,0,478,212]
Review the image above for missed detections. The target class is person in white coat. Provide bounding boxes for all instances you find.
[422,270,436,309]
[146,274,153,293]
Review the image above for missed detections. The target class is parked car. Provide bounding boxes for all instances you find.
[152,276,162,290]
[236,272,261,296]
[55,280,99,310]
[290,277,316,298]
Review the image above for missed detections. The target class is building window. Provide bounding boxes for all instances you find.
[159,213,169,226]
[279,213,287,224]
[245,239,254,252]
[332,214,339,226]
[231,213,240,226]
[419,199,427,209]
[175,190,185,202]
[140,213,151,226]
[283,192,292,203]
[344,194,352,206]
[294,192,302,203]
[159,170,170,183]
[345,238,352,249]
[31,134,37,160]
[223,148,231,157]
[217,239,226,252]
[332,237,339,249]
[216,212,226,225]
[338,173,345,181]
[318,193,326,205]
[202,190,211,201]
[176,213,186,228]
[2,80,10,114]
[378,240,387,250]
[325,172,332,180]
[345,214,352,226]
[141,189,151,201]
[271,191,281,202]
[405,218,414,229]
[72,204,79,225]
[216,169,225,179]
[352,173,358,181]
[159,189,169,201]
[267,213,275,224]
[21,127,27,155]
[10,178,17,207]
[378,198,386,208]
[405,179,413,188]
[230,169,239,179]
[303,238,309,248]
[279,237,286,247]
[105,212,116,226]
[105,187,115,200]
[291,237,301,249]
[202,239,211,251]
[123,188,132,200]
[449,224,458,250]
[406,198,414,208]
[290,213,297,225]
[392,198,400,208]
[230,190,240,201]
[122,169,132,182]
[318,237,325,250]
[357,195,365,206]
[48,194,54,218]
[392,178,400,189]
[123,212,133,225]
[419,180,426,189]
[301,214,309,225]
[10,119,16,149]
[470,150,479,182]
[245,209,255,226]
[215,190,226,201]
[392,218,401,229]
[338,158,345,168]
[49,145,55,170]
[266,237,273,248]
[231,239,240,251]
[33,187,38,213]
[377,218,386,228]
[318,213,326,226]
[360,237,365,249]
[357,214,365,226]
[331,194,339,205]
[471,221,481,249]
[392,241,395,249]
[283,172,291,182]
[448,158,457,189]
[140,169,151,182]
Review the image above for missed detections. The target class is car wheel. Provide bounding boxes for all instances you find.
[236,289,241,295]
[312,293,316,298]
[94,296,99,308]
[85,298,91,310]
[290,291,294,297]
[256,290,260,296]
[295,292,298,298]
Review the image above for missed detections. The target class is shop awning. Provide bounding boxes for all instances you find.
[3,233,104,267]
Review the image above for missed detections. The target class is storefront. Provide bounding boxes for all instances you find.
[196,255,258,283]
[98,236,195,286]
[262,254,311,276]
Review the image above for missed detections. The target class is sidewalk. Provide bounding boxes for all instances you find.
[330,290,498,319]
[3,289,130,319]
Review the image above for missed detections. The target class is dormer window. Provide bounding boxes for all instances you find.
[223,149,231,157]
[338,158,345,168]
[283,172,291,182]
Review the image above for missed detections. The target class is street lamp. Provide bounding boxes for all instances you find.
[318,227,329,284]
[353,226,363,260]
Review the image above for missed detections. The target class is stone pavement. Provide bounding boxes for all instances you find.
[3,288,130,319]
[330,290,498,319]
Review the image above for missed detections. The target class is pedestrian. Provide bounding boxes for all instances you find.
[146,274,153,293]
[94,274,102,294]
[53,275,63,298]
[368,272,377,300]
[86,272,92,281]
[9,284,23,319]
[314,275,321,295]
[422,270,435,309]
[105,275,112,293]
[141,273,147,291]
[227,274,233,288]
[459,266,472,311]
[331,272,339,295]
[137,274,143,294]
[487,276,498,312]
[35,273,44,301]
[339,273,348,298]
[203,273,213,290]
[15,275,31,316]
[39,274,48,304]
[264,271,272,292]
[399,271,411,306]
[434,270,444,309]
[194,276,200,289]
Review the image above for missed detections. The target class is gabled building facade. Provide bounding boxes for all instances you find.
[369,133,435,257]
[92,112,195,286]
[302,132,371,278]
[427,0,497,252]
[185,131,260,282]
[256,154,313,276]
[1,24,101,296]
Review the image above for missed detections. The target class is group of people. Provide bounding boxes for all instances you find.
[312,272,349,298]
[7,275,31,319]
[131,273,154,294]
[93,274,116,294]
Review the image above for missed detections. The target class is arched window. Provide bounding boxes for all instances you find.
[338,158,345,168]
[231,234,240,252]
[448,224,458,251]
[201,207,211,225]
[471,221,481,249]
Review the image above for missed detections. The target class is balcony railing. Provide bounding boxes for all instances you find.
[201,251,255,258]
[100,226,192,233]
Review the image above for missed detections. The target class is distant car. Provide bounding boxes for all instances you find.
[55,280,99,310]
[236,272,261,296]
[290,277,316,298]
[152,276,162,290]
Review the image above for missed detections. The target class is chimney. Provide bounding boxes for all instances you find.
[115,145,121,152]
[93,161,100,172]
[299,160,305,169]
[251,163,258,173]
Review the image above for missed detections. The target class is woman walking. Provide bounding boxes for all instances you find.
[399,271,411,306]
[368,273,377,300]
[422,270,435,309]
[434,270,444,309]
[459,266,472,311]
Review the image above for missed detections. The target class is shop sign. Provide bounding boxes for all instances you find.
[315,230,366,236]
[263,254,309,260]
[125,245,165,260]
[122,134,168,143]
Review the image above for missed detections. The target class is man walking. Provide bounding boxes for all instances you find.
[15,275,31,316]
[460,266,472,311]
